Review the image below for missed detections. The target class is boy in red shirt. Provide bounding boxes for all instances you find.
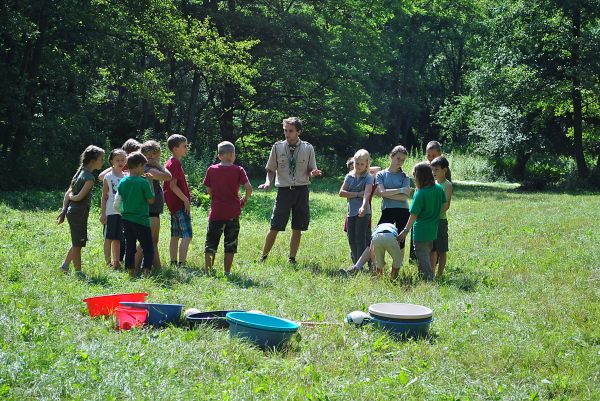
[164,134,192,266]
[203,141,253,276]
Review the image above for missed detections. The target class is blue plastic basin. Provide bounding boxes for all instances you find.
[370,315,433,338]
[226,312,299,349]
[120,302,183,327]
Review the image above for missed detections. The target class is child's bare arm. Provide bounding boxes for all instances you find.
[145,161,172,181]
[397,213,418,241]
[68,180,94,202]
[100,179,109,224]
[169,178,190,214]
[441,183,453,213]
[241,182,252,207]
[358,184,372,217]
[377,184,408,200]
[56,188,72,224]
[113,193,122,214]
[98,167,112,181]
[339,181,359,198]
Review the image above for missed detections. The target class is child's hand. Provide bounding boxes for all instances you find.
[397,230,407,242]
[184,198,190,215]
[358,206,365,217]
[258,182,270,191]
[100,213,107,225]
[56,211,66,225]
[240,196,248,208]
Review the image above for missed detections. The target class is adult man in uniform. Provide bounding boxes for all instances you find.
[258,117,322,264]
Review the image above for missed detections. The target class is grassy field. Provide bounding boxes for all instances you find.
[0,178,599,400]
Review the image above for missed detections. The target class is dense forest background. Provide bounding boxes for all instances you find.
[1,0,599,189]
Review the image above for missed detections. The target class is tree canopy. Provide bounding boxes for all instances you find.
[1,0,599,188]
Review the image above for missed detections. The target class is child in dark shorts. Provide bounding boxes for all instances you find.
[430,156,453,277]
[100,148,127,269]
[57,145,105,278]
[136,140,172,270]
[397,162,447,281]
[114,152,155,277]
[374,145,411,262]
[202,141,252,276]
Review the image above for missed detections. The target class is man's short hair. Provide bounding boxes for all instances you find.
[426,141,442,152]
[217,141,235,155]
[431,155,449,169]
[283,117,303,132]
[127,152,147,169]
[167,134,188,151]
[141,140,161,156]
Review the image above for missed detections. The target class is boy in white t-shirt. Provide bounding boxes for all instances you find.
[100,148,127,269]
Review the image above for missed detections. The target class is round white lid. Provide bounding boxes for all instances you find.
[368,303,433,319]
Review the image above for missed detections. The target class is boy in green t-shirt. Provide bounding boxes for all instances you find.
[430,156,453,277]
[398,162,447,281]
[115,152,155,277]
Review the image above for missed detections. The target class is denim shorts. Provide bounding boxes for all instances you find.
[170,209,193,238]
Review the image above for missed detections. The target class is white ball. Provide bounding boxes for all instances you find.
[346,311,370,325]
[183,308,201,318]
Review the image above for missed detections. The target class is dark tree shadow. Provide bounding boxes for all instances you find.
[0,191,69,211]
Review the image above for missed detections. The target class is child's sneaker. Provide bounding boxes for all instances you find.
[258,255,268,263]
[344,266,361,275]
[288,257,297,265]
[59,263,69,274]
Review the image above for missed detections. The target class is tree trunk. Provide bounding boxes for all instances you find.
[219,81,236,142]
[570,8,589,178]
[184,71,201,137]
[165,57,176,133]
[11,10,48,162]
[513,150,532,181]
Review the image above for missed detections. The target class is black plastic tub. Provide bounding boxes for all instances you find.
[187,310,245,329]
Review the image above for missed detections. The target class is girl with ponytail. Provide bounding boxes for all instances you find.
[57,145,105,277]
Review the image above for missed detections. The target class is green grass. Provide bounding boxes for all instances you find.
[0,180,599,400]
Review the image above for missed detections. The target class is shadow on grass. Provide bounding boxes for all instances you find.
[295,261,343,278]
[151,265,202,288]
[436,267,497,292]
[226,272,271,289]
[87,273,113,287]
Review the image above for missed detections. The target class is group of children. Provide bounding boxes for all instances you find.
[340,141,453,281]
[57,134,452,281]
[58,134,251,279]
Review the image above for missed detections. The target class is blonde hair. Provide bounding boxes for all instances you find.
[217,141,235,155]
[353,149,371,175]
